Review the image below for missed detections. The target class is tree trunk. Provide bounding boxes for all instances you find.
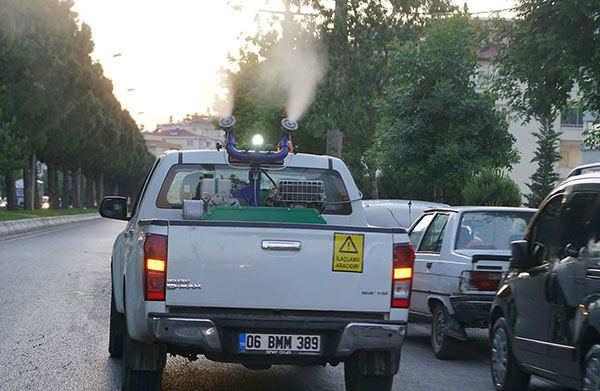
[47,162,60,209]
[5,169,18,211]
[34,158,40,210]
[95,172,104,205]
[85,172,95,208]
[368,164,379,199]
[31,153,38,209]
[433,183,444,203]
[78,171,84,207]
[62,168,70,209]
[326,129,344,158]
[23,161,32,211]
[72,169,81,209]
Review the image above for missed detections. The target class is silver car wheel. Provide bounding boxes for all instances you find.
[491,326,508,387]
[584,356,600,391]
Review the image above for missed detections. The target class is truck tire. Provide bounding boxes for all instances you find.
[583,344,600,391]
[122,332,165,391]
[431,303,459,360]
[109,289,125,357]
[490,317,529,391]
[344,353,393,391]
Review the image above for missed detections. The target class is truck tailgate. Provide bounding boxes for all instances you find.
[166,225,393,312]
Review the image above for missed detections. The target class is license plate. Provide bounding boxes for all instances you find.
[238,333,321,355]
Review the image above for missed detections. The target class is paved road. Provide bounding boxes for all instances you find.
[0,219,568,391]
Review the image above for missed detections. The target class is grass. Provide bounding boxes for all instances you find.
[0,208,98,222]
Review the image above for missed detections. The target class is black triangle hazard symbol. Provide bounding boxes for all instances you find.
[339,236,359,254]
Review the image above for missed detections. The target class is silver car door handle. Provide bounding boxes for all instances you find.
[261,240,301,251]
[518,272,530,279]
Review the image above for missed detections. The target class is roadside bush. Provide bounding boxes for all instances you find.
[462,169,522,207]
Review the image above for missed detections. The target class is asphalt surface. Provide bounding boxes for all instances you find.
[0,219,570,391]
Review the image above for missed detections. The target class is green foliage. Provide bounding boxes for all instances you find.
[525,120,561,207]
[376,16,518,204]
[491,1,580,205]
[462,168,522,207]
[227,0,456,197]
[0,0,153,207]
[498,0,600,124]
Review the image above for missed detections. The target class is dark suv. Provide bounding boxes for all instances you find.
[490,163,600,391]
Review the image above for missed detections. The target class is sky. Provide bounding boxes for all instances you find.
[72,0,515,130]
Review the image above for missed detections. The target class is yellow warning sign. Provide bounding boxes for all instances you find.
[332,233,364,273]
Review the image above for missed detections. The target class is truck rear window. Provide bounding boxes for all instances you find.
[156,164,352,215]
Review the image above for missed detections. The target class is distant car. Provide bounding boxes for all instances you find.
[407,206,535,359]
[490,164,600,391]
[363,199,449,228]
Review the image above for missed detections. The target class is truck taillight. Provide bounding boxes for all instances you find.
[392,243,415,308]
[144,234,167,301]
[459,271,501,292]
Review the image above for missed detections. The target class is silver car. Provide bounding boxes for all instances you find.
[407,206,535,359]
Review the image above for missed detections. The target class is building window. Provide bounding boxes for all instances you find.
[186,140,193,146]
[561,108,584,128]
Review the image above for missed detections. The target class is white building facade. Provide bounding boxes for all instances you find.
[143,114,226,157]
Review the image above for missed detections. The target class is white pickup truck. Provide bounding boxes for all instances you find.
[99,117,413,391]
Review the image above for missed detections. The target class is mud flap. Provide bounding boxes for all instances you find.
[357,349,401,376]
[443,313,467,341]
[124,333,167,371]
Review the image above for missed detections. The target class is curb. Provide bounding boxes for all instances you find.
[0,213,100,237]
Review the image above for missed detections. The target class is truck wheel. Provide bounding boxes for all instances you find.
[109,289,125,357]
[583,345,600,391]
[490,317,529,391]
[122,333,165,391]
[344,353,393,391]
[431,303,459,360]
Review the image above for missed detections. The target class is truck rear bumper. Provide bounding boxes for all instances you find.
[147,313,406,358]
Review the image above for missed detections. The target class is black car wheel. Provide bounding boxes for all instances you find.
[490,317,529,391]
[583,345,600,391]
[431,303,459,359]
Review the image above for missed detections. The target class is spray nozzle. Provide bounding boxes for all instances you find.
[281,118,298,134]
[218,115,236,131]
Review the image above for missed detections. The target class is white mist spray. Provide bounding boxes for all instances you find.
[260,25,328,121]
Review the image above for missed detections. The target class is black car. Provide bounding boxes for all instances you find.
[490,163,600,391]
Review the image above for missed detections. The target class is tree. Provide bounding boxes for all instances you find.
[376,16,518,204]
[304,0,456,198]
[462,168,522,207]
[492,3,578,207]
[501,1,599,125]
[0,0,154,211]
[226,1,456,197]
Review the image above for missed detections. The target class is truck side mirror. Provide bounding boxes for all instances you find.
[510,240,529,269]
[99,196,130,221]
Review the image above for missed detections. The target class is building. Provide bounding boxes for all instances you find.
[476,46,595,196]
[143,114,226,157]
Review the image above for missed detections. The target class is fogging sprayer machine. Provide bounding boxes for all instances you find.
[217,115,298,207]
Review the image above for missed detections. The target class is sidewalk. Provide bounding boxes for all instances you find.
[0,213,100,237]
